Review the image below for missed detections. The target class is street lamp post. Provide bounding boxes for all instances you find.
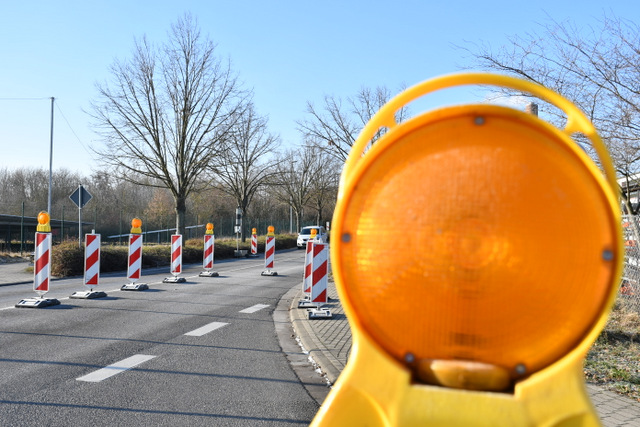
[47,97,54,215]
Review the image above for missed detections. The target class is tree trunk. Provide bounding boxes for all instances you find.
[175,195,186,237]
[294,208,301,233]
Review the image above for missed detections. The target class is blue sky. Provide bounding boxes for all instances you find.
[1,0,637,176]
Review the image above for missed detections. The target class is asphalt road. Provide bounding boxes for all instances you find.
[0,250,319,426]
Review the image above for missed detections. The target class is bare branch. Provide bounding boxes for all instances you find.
[89,13,248,234]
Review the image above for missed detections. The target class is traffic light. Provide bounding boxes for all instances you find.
[311,73,623,426]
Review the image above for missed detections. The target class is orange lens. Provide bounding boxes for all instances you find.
[335,105,620,378]
[131,218,142,228]
[37,211,50,225]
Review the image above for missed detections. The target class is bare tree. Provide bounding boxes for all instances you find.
[462,15,640,212]
[0,167,84,218]
[307,154,340,226]
[297,86,410,162]
[214,103,280,241]
[90,14,247,235]
[273,146,319,232]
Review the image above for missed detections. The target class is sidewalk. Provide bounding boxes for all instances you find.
[0,260,33,286]
[288,280,640,427]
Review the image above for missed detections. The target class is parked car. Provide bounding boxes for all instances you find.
[297,226,328,248]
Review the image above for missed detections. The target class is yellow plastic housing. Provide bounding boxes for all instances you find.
[131,217,142,234]
[37,211,51,233]
[312,73,623,426]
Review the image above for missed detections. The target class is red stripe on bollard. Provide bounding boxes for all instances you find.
[35,249,49,275]
[35,278,49,292]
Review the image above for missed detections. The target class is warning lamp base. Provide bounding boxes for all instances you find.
[163,276,186,283]
[15,297,61,308]
[70,290,107,299]
[121,282,149,291]
[199,270,219,277]
[298,298,316,308]
[308,307,332,319]
[261,270,278,276]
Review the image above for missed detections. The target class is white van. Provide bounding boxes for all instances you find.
[297,226,328,248]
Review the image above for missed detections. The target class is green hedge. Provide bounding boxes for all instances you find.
[51,234,298,278]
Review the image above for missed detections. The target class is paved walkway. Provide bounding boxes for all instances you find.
[289,280,640,427]
[0,260,33,286]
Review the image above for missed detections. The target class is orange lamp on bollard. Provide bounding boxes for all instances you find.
[311,73,623,426]
[37,211,51,232]
[131,217,142,234]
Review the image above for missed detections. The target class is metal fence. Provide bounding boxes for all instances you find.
[102,218,320,245]
[620,215,640,314]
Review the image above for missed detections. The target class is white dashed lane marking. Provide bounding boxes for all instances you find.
[76,354,157,383]
[184,321,229,337]
[239,304,270,314]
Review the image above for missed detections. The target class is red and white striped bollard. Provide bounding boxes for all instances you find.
[70,232,107,299]
[122,218,149,291]
[128,234,142,281]
[303,229,318,294]
[298,229,318,308]
[297,238,317,308]
[71,232,107,299]
[261,225,278,276]
[200,223,219,277]
[84,233,100,288]
[308,242,332,319]
[250,227,258,257]
[164,234,186,283]
[34,229,52,297]
[16,211,60,308]
[310,242,328,305]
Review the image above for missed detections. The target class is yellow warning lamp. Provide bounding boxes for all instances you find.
[205,223,214,235]
[130,218,142,234]
[252,227,257,235]
[267,226,275,236]
[311,73,623,426]
[37,211,51,233]
[310,228,318,239]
